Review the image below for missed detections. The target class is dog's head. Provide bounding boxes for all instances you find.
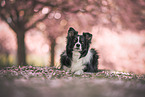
[66,27,92,58]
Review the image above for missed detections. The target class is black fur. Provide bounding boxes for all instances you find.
[83,49,99,72]
[60,27,99,72]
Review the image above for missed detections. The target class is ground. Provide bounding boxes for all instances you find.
[0,66,145,97]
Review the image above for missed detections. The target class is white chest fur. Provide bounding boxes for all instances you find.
[71,51,83,72]
[71,51,92,73]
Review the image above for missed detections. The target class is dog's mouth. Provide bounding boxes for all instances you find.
[73,47,82,51]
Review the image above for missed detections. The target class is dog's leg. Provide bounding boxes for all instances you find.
[89,49,99,72]
[60,51,71,69]
[74,70,84,75]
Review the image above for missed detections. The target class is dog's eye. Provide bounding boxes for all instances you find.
[74,39,77,42]
[74,38,78,42]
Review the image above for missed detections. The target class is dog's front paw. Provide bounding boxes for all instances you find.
[74,70,84,75]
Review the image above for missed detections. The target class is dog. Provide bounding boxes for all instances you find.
[60,27,99,75]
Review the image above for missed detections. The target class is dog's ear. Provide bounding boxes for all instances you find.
[68,27,78,37]
[83,32,92,42]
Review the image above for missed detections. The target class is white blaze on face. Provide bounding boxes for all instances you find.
[74,36,82,51]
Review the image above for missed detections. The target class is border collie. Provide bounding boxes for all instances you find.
[60,27,99,75]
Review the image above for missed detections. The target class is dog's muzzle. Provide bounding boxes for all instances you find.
[74,43,82,51]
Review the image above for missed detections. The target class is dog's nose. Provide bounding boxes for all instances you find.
[76,44,80,47]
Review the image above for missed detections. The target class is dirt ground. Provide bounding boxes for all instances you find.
[0,66,145,97]
[0,78,145,97]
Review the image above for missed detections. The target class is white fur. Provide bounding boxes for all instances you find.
[63,65,70,71]
[71,51,83,72]
[74,70,84,75]
[74,36,82,51]
[82,50,92,64]
[71,50,92,75]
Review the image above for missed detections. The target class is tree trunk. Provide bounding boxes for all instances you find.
[16,31,27,66]
[50,39,56,67]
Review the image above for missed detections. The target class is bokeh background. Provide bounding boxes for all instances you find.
[0,0,145,74]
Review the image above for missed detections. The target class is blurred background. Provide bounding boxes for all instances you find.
[0,0,145,74]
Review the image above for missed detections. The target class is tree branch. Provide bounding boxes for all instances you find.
[0,14,17,33]
[26,10,52,31]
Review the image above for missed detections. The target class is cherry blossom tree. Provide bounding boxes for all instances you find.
[1,0,144,66]
[0,0,86,66]
[114,0,145,31]
[0,0,52,65]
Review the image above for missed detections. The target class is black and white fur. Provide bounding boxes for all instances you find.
[60,27,99,75]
